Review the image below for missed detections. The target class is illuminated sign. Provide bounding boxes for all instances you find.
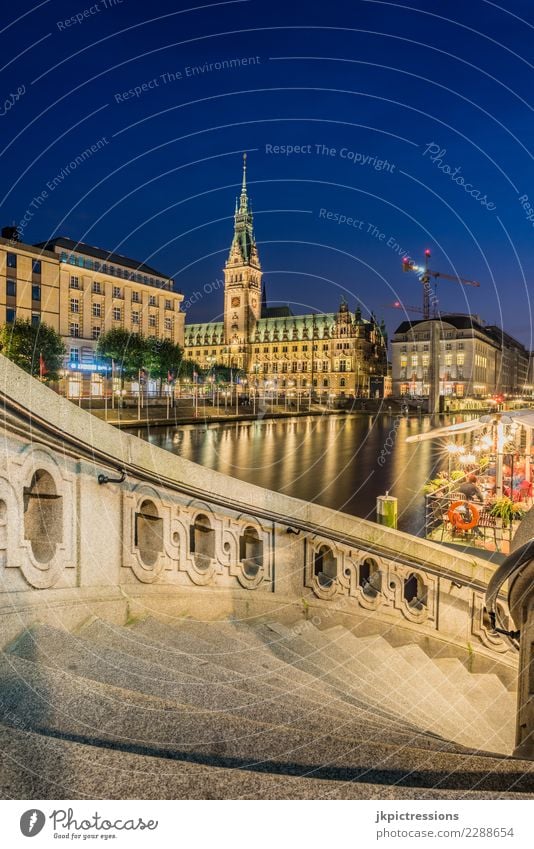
[68,362,108,372]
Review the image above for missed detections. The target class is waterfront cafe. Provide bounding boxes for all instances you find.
[407,411,534,555]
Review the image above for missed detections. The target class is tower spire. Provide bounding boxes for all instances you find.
[239,152,248,211]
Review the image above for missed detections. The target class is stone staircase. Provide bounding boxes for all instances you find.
[0,616,532,800]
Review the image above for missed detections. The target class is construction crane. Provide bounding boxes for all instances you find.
[402,249,480,319]
[384,301,477,320]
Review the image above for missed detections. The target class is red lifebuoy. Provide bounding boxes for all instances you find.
[448,501,479,531]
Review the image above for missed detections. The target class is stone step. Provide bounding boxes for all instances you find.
[255,621,505,753]
[80,620,416,741]
[323,625,513,752]
[1,722,532,801]
[1,655,533,794]
[6,625,455,754]
[286,623,477,745]
[395,644,510,752]
[132,618,415,731]
[433,658,517,751]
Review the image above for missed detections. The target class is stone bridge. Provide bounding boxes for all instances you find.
[0,354,531,799]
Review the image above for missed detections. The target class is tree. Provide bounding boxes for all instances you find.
[145,337,184,392]
[205,363,245,384]
[96,329,147,386]
[0,318,66,382]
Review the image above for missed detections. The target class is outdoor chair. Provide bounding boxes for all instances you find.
[476,509,499,550]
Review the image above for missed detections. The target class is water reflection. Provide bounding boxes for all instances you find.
[136,414,448,535]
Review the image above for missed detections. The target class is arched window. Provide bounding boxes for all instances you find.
[403,573,427,609]
[239,526,263,577]
[190,514,215,570]
[359,557,381,598]
[314,544,337,588]
[135,499,163,567]
[24,470,62,563]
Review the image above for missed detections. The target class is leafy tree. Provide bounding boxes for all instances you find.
[145,337,184,390]
[204,363,244,384]
[0,318,66,382]
[177,356,202,380]
[96,329,147,385]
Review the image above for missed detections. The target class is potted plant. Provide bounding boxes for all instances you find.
[489,496,525,527]
[489,497,525,543]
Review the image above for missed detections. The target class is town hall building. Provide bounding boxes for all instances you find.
[184,156,388,398]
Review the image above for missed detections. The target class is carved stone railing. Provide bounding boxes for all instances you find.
[0,354,516,678]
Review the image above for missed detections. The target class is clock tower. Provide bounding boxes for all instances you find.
[223,154,262,367]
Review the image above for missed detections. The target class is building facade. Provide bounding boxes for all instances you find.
[1,231,60,332]
[184,156,388,397]
[485,326,530,396]
[391,316,530,401]
[1,228,185,397]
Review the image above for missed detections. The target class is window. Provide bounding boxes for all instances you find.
[92,302,101,317]
[403,573,427,609]
[92,326,101,340]
[282,346,288,352]
[6,279,16,297]
[132,291,140,303]
[6,308,16,323]
[23,470,62,564]
[190,514,215,570]
[292,345,298,352]
[314,545,337,588]
[113,307,121,321]
[32,285,41,301]
[32,260,41,275]
[165,299,172,310]
[149,295,157,306]
[359,558,381,598]
[6,252,16,268]
[132,311,140,325]
[70,298,79,313]
[135,500,163,567]
[31,313,40,328]
[70,275,79,288]
[113,286,121,298]
[92,281,101,294]
[164,317,172,331]
[70,323,80,337]
[70,347,79,362]
[148,315,156,328]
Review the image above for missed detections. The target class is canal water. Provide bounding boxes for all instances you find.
[135,413,457,536]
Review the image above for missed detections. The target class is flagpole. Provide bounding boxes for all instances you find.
[111,359,115,409]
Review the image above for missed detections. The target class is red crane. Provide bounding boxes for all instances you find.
[402,249,480,319]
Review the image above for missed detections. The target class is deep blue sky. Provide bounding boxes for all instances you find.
[1,0,533,344]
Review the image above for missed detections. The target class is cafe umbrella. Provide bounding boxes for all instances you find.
[406,411,534,497]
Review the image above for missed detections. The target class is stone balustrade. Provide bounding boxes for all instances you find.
[0,354,517,681]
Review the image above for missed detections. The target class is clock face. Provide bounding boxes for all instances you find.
[231,296,240,307]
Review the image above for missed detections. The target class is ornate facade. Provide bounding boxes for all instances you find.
[184,156,388,397]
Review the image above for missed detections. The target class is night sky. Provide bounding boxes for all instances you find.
[1,0,533,345]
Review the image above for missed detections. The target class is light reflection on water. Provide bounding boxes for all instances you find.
[137,414,453,535]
